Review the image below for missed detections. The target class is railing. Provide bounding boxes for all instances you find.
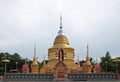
[4,73,119,81]
[6,73,54,81]
[68,73,119,81]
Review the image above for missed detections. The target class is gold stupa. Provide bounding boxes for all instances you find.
[83,45,92,73]
[31,45,39,73]
[47,16,75,74]
[31,15,92,74]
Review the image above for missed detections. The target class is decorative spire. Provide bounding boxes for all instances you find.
[58,13,64,35]
[85,44,91,65]
[31,43,38,65]
[86,44,89,61]
[78,55,80,62]
[43,55,46,65]
[33,43,38,61]
[87,44,89,56]
[34,43,37,58]
[31,43,39,73]
[60,13,62,29]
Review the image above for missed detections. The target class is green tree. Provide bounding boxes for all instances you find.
[100,51,114,72]
[0,52,33,74]
[0,53,5,75]
[112,57,120,74]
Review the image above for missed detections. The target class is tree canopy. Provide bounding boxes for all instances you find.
[0,52,32,75]
[100,51,120,74]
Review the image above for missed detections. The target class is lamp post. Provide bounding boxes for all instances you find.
[105,61,107,73]
[2,59,10,80]
[16,62,18,73]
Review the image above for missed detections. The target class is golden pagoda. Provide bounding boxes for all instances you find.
[31,45,39,73]
[47,15,75,74]
[83,45,92,73]
[31,15,93,75]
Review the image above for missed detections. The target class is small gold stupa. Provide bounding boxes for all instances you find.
[31,45,39,73]
[83,45,92,73]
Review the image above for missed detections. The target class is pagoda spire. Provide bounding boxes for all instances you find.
[33,43,38,62]
[31,43,39,73]
[60,13,62,29]
[87,44,89,56]
[83,44,92,73]
[43,55,46,65]
[58,13,64,35]
[34,43,37,58]
[85,44,91,65]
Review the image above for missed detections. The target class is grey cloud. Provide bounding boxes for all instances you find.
[0,0,120,61]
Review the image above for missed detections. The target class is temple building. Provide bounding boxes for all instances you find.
[31,15,93,75]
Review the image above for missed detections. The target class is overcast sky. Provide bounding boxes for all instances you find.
[0,0,120,62]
